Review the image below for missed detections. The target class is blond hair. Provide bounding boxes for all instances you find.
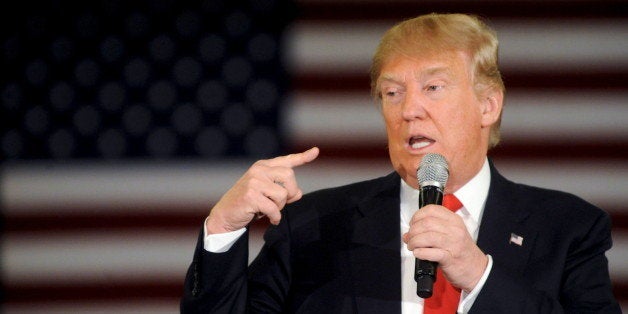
[370,13,505,148]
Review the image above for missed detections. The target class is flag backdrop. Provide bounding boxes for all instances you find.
[1,0,627,312]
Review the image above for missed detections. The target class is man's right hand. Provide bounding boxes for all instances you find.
[205,147,320,234]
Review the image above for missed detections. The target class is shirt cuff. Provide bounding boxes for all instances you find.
[203,218,247,253]
[458,254,493,314]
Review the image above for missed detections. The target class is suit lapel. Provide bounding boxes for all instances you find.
[349,173,402,314]
[477,162,537,275]
[339,164,538,313]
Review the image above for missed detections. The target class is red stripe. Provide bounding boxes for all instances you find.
[292,70,628,93]
[613,282,628,303]
[297,1,628,21]
[4,282,627,305]
[3,271,628,305]
[4,207,628,234]
[3,211,269,234]
[489,143,628,161]
[4,281,182,304]
[288,142,628,162]
[3,211,207,234]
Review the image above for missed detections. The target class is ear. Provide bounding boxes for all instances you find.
[480,88,503,128]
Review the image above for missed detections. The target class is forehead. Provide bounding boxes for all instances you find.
[377,51,471,83]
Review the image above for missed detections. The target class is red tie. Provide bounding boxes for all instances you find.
[424,194,463,314]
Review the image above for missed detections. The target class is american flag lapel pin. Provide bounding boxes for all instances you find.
[509,233,524,246]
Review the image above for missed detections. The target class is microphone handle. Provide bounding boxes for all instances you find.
[415,185,443,298]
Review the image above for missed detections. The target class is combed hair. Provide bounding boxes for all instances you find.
[370,13,505,148]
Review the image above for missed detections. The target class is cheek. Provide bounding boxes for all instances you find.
[381,104,397,120]
[385,124,406,154]
[448,99,483,131]
[382,109,405,162]
[382,107,401,135]
[447,111,484,157]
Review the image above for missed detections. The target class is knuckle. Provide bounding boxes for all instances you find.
[294,189,303,199]
[246,167,262,179]
[250,160,260,168]
[269,209,281,220]
[279,187,289,198]
[243,187,259,201]
[275,166,295,179]
[252,161,271,172]
[252,160,266,168]
[285,167,296,177]
[245,178,260,190]
[421,217,436,229]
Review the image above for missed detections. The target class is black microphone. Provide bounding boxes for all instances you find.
[414,153,449,298]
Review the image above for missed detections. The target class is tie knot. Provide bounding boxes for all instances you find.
[443,194,463,212]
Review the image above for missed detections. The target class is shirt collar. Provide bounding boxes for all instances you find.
[455,158,491,225]
[400,158,491,225]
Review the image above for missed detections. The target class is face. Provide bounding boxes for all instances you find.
[377,51,502,192]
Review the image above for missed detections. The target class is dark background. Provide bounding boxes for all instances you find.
[2,0,627,312]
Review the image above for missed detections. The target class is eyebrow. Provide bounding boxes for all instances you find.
[377,66,454,88]
[422,66,455,79]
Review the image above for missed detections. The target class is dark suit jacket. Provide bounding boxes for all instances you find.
[181,162,620,313]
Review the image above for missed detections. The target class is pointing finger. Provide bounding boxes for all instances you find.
[265,147,319,168]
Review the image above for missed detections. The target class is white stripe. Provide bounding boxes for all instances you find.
[2,160,627,213]
[608,231,628,282]
[496,19,628,71]
[3,300,179,314]
[502,91,628,141]
[495,160,628,209]
[287,20,628,73]
[283,92,385,144]
[3,227,627,285]
[1,228,266,286]
[0,159,391,214]
[285,91,628,143]
[286,21,389,73]
[1,230,198,285]
[0,160,247,213]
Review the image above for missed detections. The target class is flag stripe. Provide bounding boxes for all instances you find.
[287,20,628,73]
[296,0,628,21]
[3,161,628,212]
[3,1,627,311]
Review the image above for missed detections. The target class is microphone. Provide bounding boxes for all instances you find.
[414,153,449,298]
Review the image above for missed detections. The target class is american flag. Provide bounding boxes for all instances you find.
[2,1,627,313]
[509,233,524,247]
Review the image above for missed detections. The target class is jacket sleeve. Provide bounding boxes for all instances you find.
[246,222,293,313]
[180,228,250,314]
[180,219,294,314]
[470,211,620,313]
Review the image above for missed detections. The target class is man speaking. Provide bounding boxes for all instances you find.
[181,13,620,313]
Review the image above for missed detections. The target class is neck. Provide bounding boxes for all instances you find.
[445,156,487,194]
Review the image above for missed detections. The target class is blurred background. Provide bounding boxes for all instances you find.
[1,0,626,312]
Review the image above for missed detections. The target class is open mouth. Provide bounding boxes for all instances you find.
[409,136,434,150]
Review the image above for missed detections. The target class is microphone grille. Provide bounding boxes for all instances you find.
[417,153,449,188]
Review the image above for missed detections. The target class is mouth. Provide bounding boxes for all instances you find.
[408,136,435,150]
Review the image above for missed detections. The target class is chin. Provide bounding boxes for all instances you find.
[392,161,417,182]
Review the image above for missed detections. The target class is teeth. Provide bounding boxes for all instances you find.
[411,141,431,149]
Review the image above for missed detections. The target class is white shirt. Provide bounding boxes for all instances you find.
[400,158,493,314]
[204,159,494,313]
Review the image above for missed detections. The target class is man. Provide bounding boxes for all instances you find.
[181,13,620,313]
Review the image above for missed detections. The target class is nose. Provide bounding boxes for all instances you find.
[401,89,427,121]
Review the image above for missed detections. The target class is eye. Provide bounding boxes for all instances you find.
[426,84,443,92]
[385,91,397,97]
[381,87,401,99]
[380,88,403,105]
